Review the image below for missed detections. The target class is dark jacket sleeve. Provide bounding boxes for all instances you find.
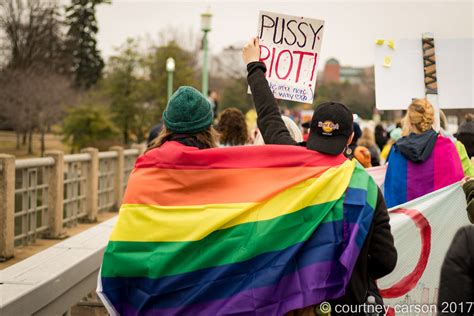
[368,188,397,279]
[247,62,297,146]
[438,226,474,312]
[463,180,474,223]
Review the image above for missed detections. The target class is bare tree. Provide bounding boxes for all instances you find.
[0,68,34,151]
[0,0,67,71]
[0,0,74,155]
[30,71,76,156]
[0,68,75,155]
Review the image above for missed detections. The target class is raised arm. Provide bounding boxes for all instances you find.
[243,38,297,146]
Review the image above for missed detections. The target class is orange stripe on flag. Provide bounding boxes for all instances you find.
[123,166,330,206]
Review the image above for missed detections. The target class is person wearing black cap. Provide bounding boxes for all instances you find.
[243,37,397,315]
[246,72,355,154]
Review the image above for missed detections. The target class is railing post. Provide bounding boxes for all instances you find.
[45,150,67,239]
[0,154,15,261]
[131,143,146,155]
[81,148,99,222]
[110,146,124,210]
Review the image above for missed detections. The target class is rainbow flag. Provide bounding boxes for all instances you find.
[98,141,378,316]
[384,135,464,208]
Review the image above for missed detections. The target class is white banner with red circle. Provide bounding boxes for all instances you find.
[378,182,470,315]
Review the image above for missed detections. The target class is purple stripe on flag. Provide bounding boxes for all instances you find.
[342,223,367,268]
[407,154,434,201]
[120,260,353,316]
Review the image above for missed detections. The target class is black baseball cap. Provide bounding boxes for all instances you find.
[306,102,354,155]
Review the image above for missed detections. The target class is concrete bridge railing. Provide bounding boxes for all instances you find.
[0,144,146,261]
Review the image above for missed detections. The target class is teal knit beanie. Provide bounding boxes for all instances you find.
[163,86,213,134]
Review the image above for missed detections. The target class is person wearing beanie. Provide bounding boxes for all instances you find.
[148,86,217,150]
[242,37,396,316]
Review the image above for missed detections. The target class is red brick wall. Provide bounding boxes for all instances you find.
[323,63,340,83]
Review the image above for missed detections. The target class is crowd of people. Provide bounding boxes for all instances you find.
[140,37,474,315]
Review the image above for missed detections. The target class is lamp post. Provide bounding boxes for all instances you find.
[166,57,175,102]
[201,10,212,95]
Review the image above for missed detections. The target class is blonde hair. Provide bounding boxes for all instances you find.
[439,110,448,130]
[357,127,376,148]
[402,98,435,136]
[147,126,219,151]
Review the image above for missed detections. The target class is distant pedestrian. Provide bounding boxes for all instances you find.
[347,122,362,158]
[208,90,220,119]
[439,110,474,177]
[380,127,402,164]
[216,108,249,146]
[462,177,474,223]
[456,114,474,158]
[357,127,380,166]
[147,122,163,146]
[354,146,372,168]
[375,124,388,151]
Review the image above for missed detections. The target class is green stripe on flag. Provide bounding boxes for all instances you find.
[102,199,342,279]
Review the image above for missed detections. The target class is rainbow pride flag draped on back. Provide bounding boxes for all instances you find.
[384,135,464,208]
[98,141,378,316]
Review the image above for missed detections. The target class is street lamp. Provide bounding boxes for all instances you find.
[201,10,212,95]
[166,57,175,102]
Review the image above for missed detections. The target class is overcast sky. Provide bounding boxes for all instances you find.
[96,0,473,68]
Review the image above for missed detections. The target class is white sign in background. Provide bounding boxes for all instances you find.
[256,11,325,103]
[374,38,473,110]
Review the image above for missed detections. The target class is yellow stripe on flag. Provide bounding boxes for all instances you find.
[110,160,355,242]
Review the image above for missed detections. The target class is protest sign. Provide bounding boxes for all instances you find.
[379,182,470,315]
[374,38,474,110]
[256,11,324,103]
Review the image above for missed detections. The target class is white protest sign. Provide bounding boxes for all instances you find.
[374,39,425,110]
[374,38,474,110]
[256,11,324,103]
[379,182,470,315]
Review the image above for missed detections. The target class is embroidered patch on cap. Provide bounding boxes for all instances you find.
[318,121,339,135]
